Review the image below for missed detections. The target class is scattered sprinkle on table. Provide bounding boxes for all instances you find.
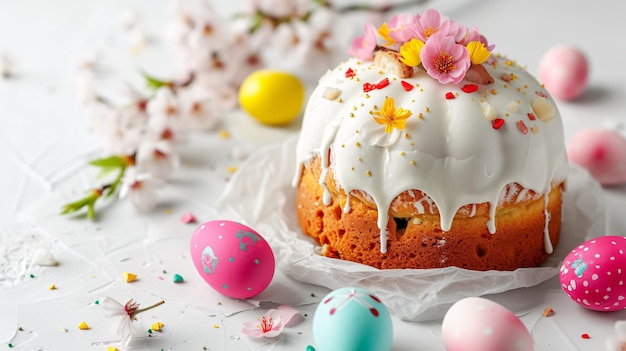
[306,345,316,351]
[8,343,13,348]
[77,321,90,330]
[107,347,120,351]
[581,333,590,339]
[173,274,184,283]
[180,212,197,224]
[123,272,137,283]
[542,307,554,317]
[29,274,35,279]
[213,324,219,329]
[151,322,164,331]
[164,208,172,215]
[48,284,56,290]
[219,130,230,138]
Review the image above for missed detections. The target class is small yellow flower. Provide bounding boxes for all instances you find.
[399,39,425,67]
[466,41,491,65]
[377,23,395,47]
[373,97,412,133]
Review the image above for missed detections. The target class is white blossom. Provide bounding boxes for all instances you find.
[135,140,180,180]
[100,297,134,347]
[89,103,145,155]
[252,0,310,19]
[119,168,164,212]
[100,297,165,348]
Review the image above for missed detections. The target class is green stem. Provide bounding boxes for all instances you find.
[133,300,165,317]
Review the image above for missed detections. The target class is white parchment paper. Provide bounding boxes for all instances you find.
[217,136,606,321]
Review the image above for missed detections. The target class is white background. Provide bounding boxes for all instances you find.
[1,0,626,350]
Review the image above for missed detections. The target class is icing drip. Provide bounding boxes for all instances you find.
[344,193,352,213]
[413,195,435,214]
[469,204,477,217]
[295,56,569,254]
[486,201,497,234]
[543,190,554,254]
[319,166,331,206]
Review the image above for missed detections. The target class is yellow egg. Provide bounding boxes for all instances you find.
[239,70,305,126]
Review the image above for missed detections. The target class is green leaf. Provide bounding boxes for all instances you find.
[60,190,102,218]
[89,156,127,168]
[143,72,171,91]
[249,12,264,34]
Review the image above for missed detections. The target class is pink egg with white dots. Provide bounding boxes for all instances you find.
[539,45,588,100]
[442,297,533,351]
[559,235,626,311]
[568,128,626,185]
[190,220,275,299]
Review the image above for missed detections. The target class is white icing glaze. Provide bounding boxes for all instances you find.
[295,55,569,253]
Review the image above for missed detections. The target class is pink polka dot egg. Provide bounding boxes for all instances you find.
[190,220,275,299]
[559,235,626,311]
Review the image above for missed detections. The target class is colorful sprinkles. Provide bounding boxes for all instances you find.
[345,68,356,78]
[401,80,413,91]
[461,84,478,93]
[363,78,390,92]
[517,120,528,134]
[492,118,505,130]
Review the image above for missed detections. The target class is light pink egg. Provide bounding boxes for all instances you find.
[189,220,275,299]
[539,45,588,100]
[559,235,626,311]
[567,128,626,185]
[442,297,533,351]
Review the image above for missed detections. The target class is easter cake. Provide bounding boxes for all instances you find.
[293,9,569,270]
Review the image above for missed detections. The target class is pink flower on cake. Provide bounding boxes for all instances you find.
[414,8,455,42]
[460,27,495,52]
[386,13,418,43]
[349,23,377,60]
[420,32,470,84]
[241,305,301,338]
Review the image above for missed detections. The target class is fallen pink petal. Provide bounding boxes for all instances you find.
[241,305,301,338]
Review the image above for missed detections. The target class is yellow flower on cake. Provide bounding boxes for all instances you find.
[399,39,425,67]
[466,41,491,65]
[373,97,412,133]
[377,23,395,47]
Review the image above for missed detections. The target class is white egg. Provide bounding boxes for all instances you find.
[442,297,533,351]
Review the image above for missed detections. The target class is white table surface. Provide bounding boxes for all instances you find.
[1,0,626,350]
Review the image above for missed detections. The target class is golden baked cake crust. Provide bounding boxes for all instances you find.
[296,156,563,270]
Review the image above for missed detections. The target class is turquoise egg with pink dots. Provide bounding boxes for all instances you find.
[313,287,392,351]
[190,220,275,299]
[560,235,626,311]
